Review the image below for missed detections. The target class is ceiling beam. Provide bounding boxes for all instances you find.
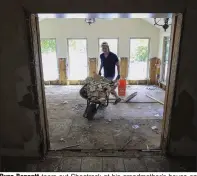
[38,13,172,19]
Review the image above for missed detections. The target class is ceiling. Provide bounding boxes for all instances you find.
[38,14,172,32]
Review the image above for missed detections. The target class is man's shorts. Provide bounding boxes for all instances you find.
[106,77,114,81]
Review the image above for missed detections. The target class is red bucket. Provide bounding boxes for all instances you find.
[118,79,126,96]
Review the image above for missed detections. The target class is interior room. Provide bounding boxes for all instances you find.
[1,0,197,170]
[38,14,172,151]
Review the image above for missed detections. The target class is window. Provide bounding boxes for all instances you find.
[68,39,88,80]
[99,39,118,55]
[128,38,150,80]
[41,39,58,81]
[98,39,118,76]
[162,37,170,82]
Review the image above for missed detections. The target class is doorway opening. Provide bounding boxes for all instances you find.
[41,39,59,82]
[68,39,88,80]
[128,38,150,80]
[34,13,181,151]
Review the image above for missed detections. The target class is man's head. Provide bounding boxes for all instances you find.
[101,42,110,53]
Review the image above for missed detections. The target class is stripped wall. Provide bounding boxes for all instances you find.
[39,18,160,59]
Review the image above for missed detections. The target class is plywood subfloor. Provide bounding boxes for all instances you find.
[45,85,165,150]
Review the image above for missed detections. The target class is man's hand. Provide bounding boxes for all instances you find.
[98,71,101,76]
[116,74,120,80]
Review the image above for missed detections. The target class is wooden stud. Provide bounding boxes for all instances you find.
[120,57,128,79]
[88,58,97,77]
[59,58,67,85]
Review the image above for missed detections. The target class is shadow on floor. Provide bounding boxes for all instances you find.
[1,151,196,172]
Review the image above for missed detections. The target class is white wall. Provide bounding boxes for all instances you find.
[39,18,160,59]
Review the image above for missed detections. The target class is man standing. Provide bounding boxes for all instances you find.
[98,42,121,104]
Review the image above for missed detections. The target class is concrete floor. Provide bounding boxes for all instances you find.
[45,85,165,150]
[2,152,196,171]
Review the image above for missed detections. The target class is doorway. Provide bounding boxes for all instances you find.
[68,39,88,80]
[29,14,182,153]
[41,39,59,81]
[128,38,150,80]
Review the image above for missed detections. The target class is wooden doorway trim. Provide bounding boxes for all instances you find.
[160,13,183,153]
[25,11,50,156]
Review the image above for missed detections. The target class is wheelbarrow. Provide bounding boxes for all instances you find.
[79,77,116,120]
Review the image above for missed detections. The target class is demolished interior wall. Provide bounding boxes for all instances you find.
[0,0,41,156]
[0,0,197,157]
[168,10,197,155]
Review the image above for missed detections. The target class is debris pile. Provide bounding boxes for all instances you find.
[80,75,114,103]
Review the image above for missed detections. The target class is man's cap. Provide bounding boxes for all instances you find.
[101,42,109,47]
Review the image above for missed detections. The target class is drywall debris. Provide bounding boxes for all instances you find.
[151,126,158,131]
[60,100,68,104]
[132,125,139,129]
[154,114,160,117]
[146,144,150,150]
[151,126,159,134]
[59,138,65,142]
[146,86,157,90]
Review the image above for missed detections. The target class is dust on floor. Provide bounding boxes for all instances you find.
[45,85,165,150]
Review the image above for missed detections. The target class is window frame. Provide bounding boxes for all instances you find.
[67,38,88,80]
[40,38,59,81]
[128,37,150,80]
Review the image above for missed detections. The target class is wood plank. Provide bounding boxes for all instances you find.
[26,12,50,156]
[161,13,183,153]
[89,58,97,77]
[59,58,67,84]
[120,57,128,79]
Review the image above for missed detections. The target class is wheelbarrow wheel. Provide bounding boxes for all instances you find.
[86,103,97,120]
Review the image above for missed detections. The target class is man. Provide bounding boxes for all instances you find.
[98,42,121,104]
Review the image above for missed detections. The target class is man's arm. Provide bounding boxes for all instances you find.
[116,62,120,75]
[116,56,120,75]
[99,57,103,75]
[115,55,120,79]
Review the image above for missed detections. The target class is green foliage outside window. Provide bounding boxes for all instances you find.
[41,39,56,53]
[135,45,148,62]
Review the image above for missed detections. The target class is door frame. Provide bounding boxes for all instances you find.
[67,38,88,80]
[26,12,50,156]
[160,13,183,152]
[128,37,150,80]
[26,13,183,156]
